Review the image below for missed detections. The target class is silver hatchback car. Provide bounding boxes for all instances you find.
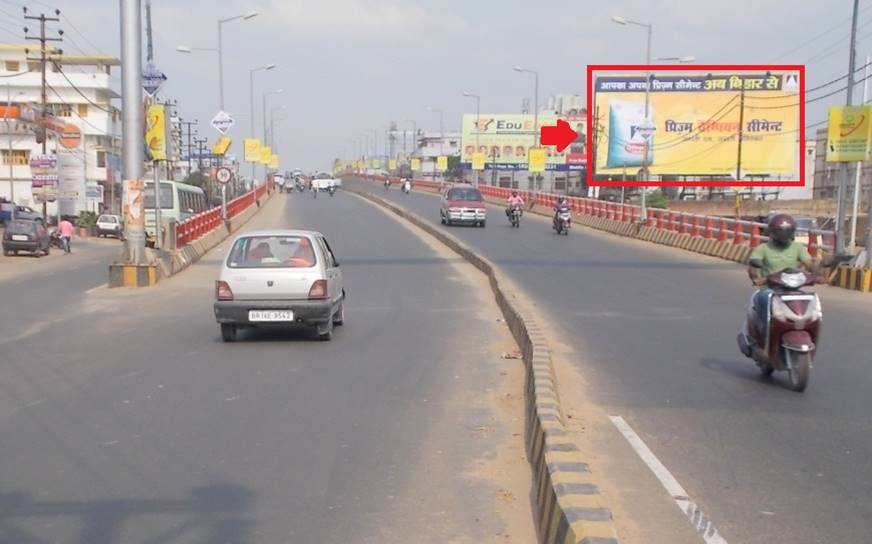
[213,230,345,342]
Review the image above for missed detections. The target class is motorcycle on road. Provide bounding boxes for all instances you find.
[737,269,822,392]
[402,180,411,194]
[507,205,522,228]
[553,208,571,235]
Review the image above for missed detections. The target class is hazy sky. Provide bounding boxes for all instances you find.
[0,0,864,171]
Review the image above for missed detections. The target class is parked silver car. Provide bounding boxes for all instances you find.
[213,230,345,342]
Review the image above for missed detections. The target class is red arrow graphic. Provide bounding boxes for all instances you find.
[540,119,578,152]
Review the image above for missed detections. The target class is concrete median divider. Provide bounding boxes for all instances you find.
[349,188,619,544]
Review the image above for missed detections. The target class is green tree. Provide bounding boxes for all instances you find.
[182,171,208,188]
[445,156,463,180]
[646,189,669,209]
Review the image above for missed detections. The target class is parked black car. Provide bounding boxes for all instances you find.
[2,219,50,257]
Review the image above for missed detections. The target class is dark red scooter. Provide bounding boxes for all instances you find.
[737,269,822,392]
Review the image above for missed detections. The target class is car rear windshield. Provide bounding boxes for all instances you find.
[227,235,318,269]
[98,215,117,224]
[6,221,36,234]
[448,188,482,201]
[795,219,817,230]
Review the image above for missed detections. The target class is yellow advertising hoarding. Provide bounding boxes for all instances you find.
[461,113,587,171]
[826,106,872,162]
[212,136,232,156]
[471,152,486,170]
[436,156,448,171]
[388,159,397,170]
[145,104,167,161]
[528,148,546,172]
[593,72,800,176]
[410,158,421,171]
[260,146,272,165]
[244,139,261,162]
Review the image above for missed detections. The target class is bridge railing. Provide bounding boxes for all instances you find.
[175,178,273,248]
[351,172,836,257]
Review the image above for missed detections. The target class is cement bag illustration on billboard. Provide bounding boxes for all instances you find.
[606,99,653,168]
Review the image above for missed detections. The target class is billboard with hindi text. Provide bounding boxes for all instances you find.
[588,65,804,186]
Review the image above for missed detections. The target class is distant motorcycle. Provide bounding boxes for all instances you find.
[402,180,411,194]
[384,179,391,191]
[508,205,522,228]
[328,185,337,197]
[553,207,571,235]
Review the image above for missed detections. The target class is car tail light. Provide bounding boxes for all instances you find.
[215,280,234,301]
[308,279,328,300]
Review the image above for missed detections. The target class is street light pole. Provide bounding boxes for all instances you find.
[612,15,653,224]
[120,0,145,264]
[248,63,275,183]
[836,0,861,255]
[463,92,481,185]
[216,11,258,111]
[514,67,540,190]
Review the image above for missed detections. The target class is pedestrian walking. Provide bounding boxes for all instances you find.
[58,216,74,254]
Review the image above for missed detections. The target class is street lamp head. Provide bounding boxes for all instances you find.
[265,63,276,70]
[679,56,696,63]
[611,15,627,25]
[462,91,470,97]
[243,10,258,19]
[513,66,524,73]
[176,45,192,53]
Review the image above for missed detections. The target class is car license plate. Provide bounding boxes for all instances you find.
[11,235,27,241]
[248,310,294,322]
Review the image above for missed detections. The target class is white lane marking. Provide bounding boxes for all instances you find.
[609,415,728,544]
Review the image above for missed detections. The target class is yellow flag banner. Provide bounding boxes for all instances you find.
[145,104,167,161]
[389,159,397,170]
[826,106,872,162]
[528,148,546,172]
[269,155,279,170]
[212,136,232,156]
[372,159,381,169]
[244,139,261,162]
[436,155,448,171]
[471,152,486,171]
[260,146,272,165]
[410,158,421,171]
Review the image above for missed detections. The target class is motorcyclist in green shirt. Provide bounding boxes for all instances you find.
[743,213,817,342]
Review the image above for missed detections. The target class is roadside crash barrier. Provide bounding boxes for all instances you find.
[352,173,847,275]
[350,186,620,544]
[832,265,872,292]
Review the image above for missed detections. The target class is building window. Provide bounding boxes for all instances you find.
[27,61,40,72]
[96,150,106,168]
[4,61,20,72]
[1,150,29,166]
[78,104,89,117]
[57,104,73,117]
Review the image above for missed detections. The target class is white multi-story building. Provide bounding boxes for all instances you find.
[413,131,461,178]
[0,44,121,217]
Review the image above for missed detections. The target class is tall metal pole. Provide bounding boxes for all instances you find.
[217,21,224,111]
[851,54,870,251]
[735,86,746,219]
[6,84,14,203]
[640,23,652,224]
[249,69,255,182]
[262,92,267,145]
[120,0,145,263]
[836,0,861,255]
[475,95,480,186]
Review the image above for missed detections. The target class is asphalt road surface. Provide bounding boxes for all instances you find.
[349,178,872,544]
[0,193,533,543]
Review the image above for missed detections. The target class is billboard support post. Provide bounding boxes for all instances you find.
[735,86,746,219]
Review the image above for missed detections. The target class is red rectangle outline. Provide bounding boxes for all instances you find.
[586,64,805,187]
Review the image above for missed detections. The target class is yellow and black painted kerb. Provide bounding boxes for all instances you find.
[351,187,621,544]
[108,264,159,288]
[832,265,872,293]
